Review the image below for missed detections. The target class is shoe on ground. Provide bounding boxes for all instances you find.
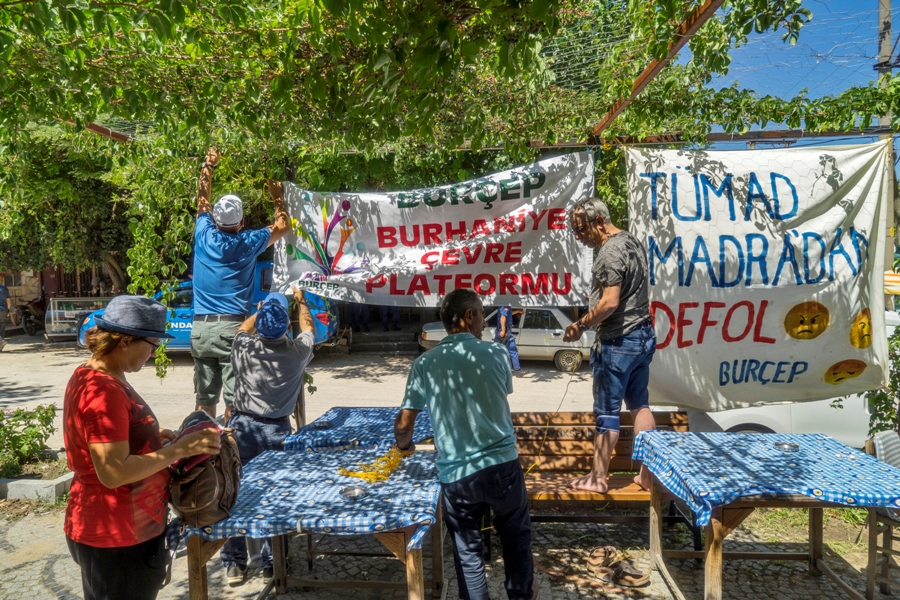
[262,566,274,579]
[392,323,401,331]
[361,324,370,332]
[383,324,390,332]
[0,339,6,352]
[226,564,246,587]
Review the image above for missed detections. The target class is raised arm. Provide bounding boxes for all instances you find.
[196,146,219,217]
[237,308,259,335]
[292,286,314,334]
[267,180,291,248]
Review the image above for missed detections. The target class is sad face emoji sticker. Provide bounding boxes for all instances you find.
[784,301,830,340]
[850,308,873,349]
[824,359,868,385]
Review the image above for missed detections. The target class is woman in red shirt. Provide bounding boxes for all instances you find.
[64,295,221,600]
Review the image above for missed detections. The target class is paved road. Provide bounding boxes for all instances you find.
[0,334,594,450]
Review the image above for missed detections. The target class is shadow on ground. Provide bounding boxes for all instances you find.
[0,377,56,408]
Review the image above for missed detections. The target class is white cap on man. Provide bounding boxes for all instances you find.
[213,194,243,227]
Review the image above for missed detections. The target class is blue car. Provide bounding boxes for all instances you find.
[78,261,339,349]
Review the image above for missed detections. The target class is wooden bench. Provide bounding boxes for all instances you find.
[484,410,700,558]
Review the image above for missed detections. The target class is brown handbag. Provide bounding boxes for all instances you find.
[169,428,242,528]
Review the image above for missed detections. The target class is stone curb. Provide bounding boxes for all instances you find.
[0,471,73,501]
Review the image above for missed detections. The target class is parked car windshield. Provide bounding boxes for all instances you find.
[171,289,193,308]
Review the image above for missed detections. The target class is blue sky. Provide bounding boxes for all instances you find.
[703,0,899,150]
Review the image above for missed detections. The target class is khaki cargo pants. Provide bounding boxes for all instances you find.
[190,319,241,408]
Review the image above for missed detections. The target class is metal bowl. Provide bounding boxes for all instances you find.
[314,420,332,430]
[339,485,368,500]
[774,441,800,452]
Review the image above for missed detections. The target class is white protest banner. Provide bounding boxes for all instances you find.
[627,141,892,411]
[273,153,594,306]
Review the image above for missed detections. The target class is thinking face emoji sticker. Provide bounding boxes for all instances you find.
[824,359,868,385]
[784,301,830,340]
[850,308,873,349]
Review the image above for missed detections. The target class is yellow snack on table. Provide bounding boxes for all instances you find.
[339,447,414,484]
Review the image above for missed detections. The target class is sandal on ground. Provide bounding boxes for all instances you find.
[593,559,650,588]
[586,545,618,569]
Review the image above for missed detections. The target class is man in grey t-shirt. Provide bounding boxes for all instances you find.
[220,286,315,586]
[563,197,656,493]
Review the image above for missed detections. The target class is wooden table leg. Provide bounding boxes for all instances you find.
[881,522,893,595]
[187,536,209,600]
[272,534,288,595]
[704,507,724,600]
[406,546,425,600]
[809,507,824,576]
[431,501,445,598]
[649,474,665,570]
[867,508,878,600]
[187,536,228,600]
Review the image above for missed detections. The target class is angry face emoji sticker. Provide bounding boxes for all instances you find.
[824,360,868,385]
[784,301,830,340]
[850,308,873,349]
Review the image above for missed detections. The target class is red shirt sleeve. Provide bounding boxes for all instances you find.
[80,376,131,444]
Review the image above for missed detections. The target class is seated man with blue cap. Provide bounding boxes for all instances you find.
[220,285,315,586]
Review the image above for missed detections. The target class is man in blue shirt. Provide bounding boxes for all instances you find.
[394,288,536,600]
[494,306,521,371]
[191,146,290,419]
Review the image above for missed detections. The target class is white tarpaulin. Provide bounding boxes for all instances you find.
[273,153,594,306]
[627,141,892,411]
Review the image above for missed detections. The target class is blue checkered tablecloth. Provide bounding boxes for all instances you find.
[168,449,440,551]
[633,431,900,527]
[284,406,434,452]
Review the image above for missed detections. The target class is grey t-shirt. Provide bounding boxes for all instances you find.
[231,330,315,419]
[590,231,651,341]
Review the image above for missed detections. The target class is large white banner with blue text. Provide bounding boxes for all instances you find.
[272,153,594,306]
[628,141,892,410]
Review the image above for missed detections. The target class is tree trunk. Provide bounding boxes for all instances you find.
[103,254,128,291]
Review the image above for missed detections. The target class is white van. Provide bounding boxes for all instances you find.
[688,310,900,449]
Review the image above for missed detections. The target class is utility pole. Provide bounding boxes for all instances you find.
[877,0,895,306]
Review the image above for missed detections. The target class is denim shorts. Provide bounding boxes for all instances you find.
[592,322,656,434]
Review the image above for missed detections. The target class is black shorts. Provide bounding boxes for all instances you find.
[66,533,167,600]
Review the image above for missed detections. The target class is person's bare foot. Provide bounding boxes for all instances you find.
[568,472,609,493]
[633,466,651,490]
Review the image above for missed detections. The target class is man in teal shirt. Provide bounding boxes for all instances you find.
[395,288,536,600]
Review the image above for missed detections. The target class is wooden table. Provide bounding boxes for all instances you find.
[186,506,446,600]
[649,475,880,600]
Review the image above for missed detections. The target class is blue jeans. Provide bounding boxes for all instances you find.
[349,303,369,327]
[441,460,534,600]
[592,322,656,434]
[220,411,291,569]
[380,305,398,324]
[494,335,521,371]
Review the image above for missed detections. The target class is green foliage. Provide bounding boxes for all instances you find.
[863,327,900,436]
[0,405,57,479]
[0,0,894,152]
[0,125,131,286]
[303,372,317,396]
[0,0,562,151]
